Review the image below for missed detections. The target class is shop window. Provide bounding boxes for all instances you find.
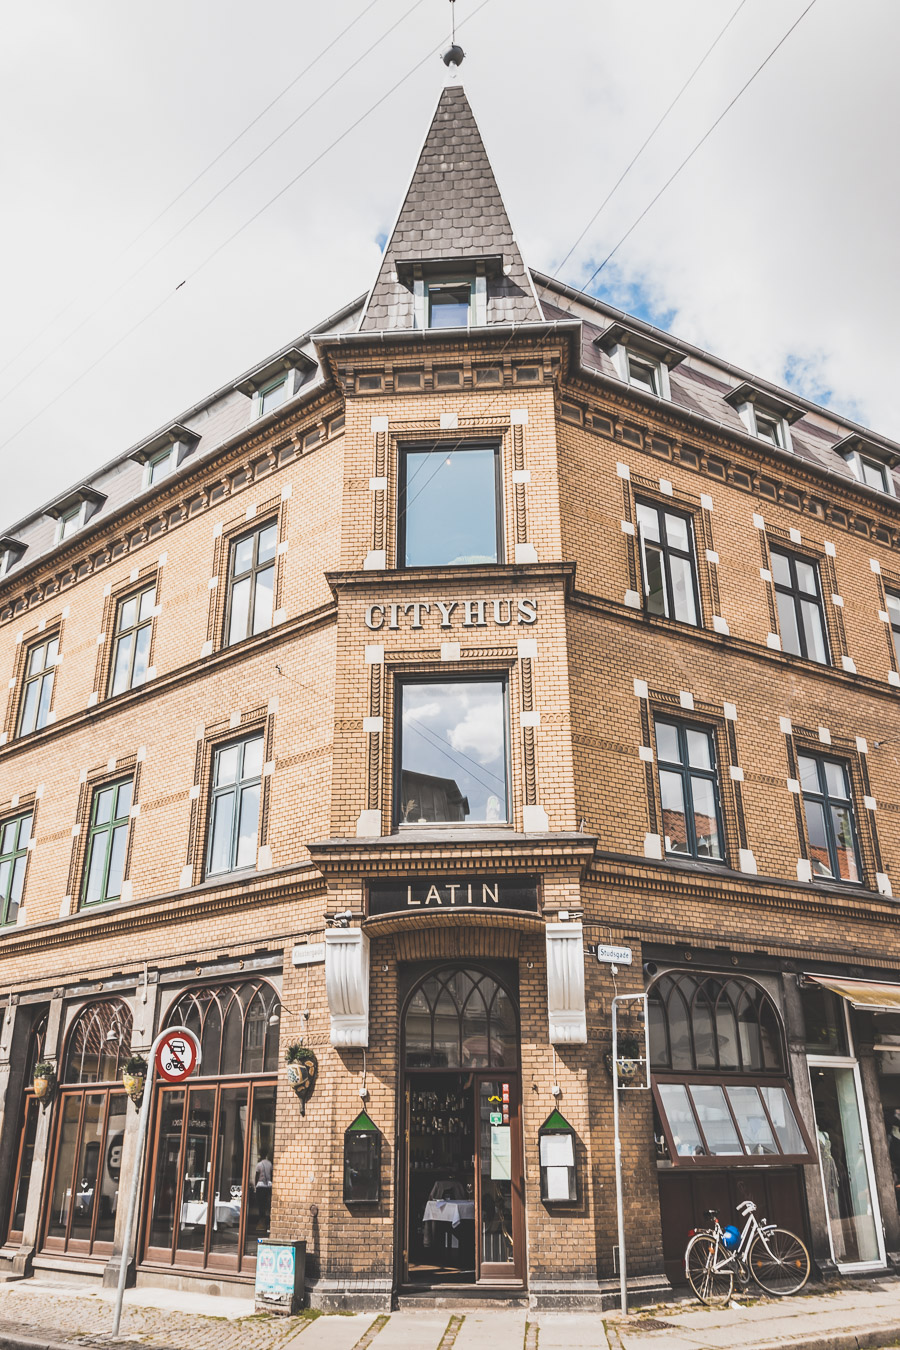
[801,984,850,1056]
[145,981,279,1274]
[0,808,32,926]
[654,720,724,862]
[769,548,829,664]
[206,733,263,876]
[797,752,861,884]
[17,634,59,737]
[81,778,133,907]
[396,678,508,827]
[225,520,277,647]
[109,584,155,696]
[42,1000,132,1258]
[404,967,517,1069]
[398,441,501,568]
[635,501,699,625]
[649,973,813,1168]
[4,1012,47,1245]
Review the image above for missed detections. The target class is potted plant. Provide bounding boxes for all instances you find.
[122,1054,148,1107]
[285,1042,318,1116]
[603,1037,643,1084]
[33,1060,56,1102]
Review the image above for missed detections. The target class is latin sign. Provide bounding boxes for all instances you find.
[364,597,538,632]
[368,876,540,917]
[596,945,633,966]
[155,1030,200,1083]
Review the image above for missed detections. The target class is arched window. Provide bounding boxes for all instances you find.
[649,973,785,1074]
[63,999,133,1083]
[404,967,517,1069]
[648,971,813,1168]
[5,1012,48,1245]
[165,980,280,1075]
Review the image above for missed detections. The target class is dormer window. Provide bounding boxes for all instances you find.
[725,382,803,453]
[45,488,105,545]
[594,323,685,402]
[235,347,315,420]
[427,280,473,328]
[0,537,26,579]
[130,423,199,491]
[833,434,899,497]
[59,506,82,542]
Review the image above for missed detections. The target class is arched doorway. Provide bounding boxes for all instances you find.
[42,1000,131,1258]
[142,980,279,1276]
[648,971,815,1285]
[401,965,524,1287]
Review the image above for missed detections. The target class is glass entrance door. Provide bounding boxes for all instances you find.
[809,1061,884,1267]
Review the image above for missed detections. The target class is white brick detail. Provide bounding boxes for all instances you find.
[729,766,744,781]
[856,737,869,754]
[512,469,531,484]
[638,745,654,762]
[520,710,541,727]
[789,528,802,544]
[871,558,882,574]
[621,520,635,535]
[517,639,538,661]
[705,549,719,565]
[679,690,694,710]
[633,679,649,699]
[824,540,836,557]
[510,409,528,425]
[818,726,831,744]
[643,833,663,860]
[787,779,801,794]
[624,590,641,608]
[700,493,714,511]
[659,479,673,496]
[779,717,792,734]
[752,513,765,530]
[440,642,461,662]
[724,702,737,721]
[370,416,389,432]
[797,859,813,883]
[615,462,631,480]
[767,633,782,650]
[363,717,384,734]
[864,795,877,811]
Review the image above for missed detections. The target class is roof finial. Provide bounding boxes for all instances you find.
[442,0,465,73]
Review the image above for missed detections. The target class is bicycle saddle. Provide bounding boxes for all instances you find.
[705,1208,719,1218]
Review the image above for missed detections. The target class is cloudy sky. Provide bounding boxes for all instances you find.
[1,0,897,526]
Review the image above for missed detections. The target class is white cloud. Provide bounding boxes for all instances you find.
[1,1,898,524]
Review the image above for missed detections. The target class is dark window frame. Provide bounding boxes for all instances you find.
[0,808,33,926]
[223,518,278,648]
[654,718,726,864]
[392,672,511,831]
[17,633,59,737]
[426,277,474,329]
[108,583,156,698]
[635,498,701,627]
[797,750,863,885]
[397,439,504,570]
[770,546,831,664]
[652,1073,815,1168]
[205,731,265,877]
[80,777,133,908]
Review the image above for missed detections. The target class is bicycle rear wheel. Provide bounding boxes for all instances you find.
[685,1233,734,1305]
[748,1228,810,1296]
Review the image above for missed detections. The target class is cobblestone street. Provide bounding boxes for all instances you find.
[0,1279,899,1350]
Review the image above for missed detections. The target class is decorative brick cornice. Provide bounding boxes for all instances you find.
[307,830,596,879]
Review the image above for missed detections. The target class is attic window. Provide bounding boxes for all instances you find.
[725,383,802,453]
[626,353,661,396]
[427,280,472,329]
[147,447,175,486]
[831,434,899,497]
[753,409,786,448]
[258,375,288,418]
[59,505,83,541]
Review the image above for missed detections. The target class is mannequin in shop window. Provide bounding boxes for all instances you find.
[886,1108,900,1212]
[817,1127,846,1261]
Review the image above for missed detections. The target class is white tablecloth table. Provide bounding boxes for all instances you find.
[422,1199,476,1229]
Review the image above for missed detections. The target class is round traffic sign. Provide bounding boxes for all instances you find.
[155,1029,200,1083]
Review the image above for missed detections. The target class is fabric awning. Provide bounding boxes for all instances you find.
[805,973,900,1012]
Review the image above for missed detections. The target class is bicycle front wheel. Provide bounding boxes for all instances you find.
[685,1233,734,1305]
[748,1228,810,1296]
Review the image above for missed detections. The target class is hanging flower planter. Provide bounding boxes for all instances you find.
[32,1060,56,1103]
[285,1043,318,1116]
[122,1054,148,1108]
[603,1039,643,1084]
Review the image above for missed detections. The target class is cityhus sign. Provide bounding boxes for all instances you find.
[369,876,540,916]
[364,597,538,631]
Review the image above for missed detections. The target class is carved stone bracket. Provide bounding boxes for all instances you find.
[545,921,587,1044]
[325,928,370,1047]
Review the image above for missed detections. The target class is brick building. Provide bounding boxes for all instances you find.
[0,80,899,1310]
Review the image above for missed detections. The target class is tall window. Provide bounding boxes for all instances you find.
[109,585,155,696]
[18,635,59,736]
[636,501,699,625]
[44,1000,131,1257]
[399,442,501,568]
[427,280,472,328]
[82,779,132,906]
[396,679,508,827]
[145,982,278,1273]
[798,752,861,883]
[770,549,829,663]
[226,521,276,646]
[886,591,900,667]
[207,734,263,875]
[655,720,724,861]
[0,810,32,925]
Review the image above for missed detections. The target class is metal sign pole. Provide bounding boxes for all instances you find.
[111,1026,200,1338]
[612,996,627,1315]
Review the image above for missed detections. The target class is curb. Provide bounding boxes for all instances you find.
[749,1327,900,1350]
[0,1335,183,1350]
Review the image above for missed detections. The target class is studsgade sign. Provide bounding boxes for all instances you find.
[364,597,538,631]
[369,876,540,916]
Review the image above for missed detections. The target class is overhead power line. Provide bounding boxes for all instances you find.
[554,0,749,280]
[0,0,427,408]
[0,0,494,456]
[582,0,820,291]
[0,0,381,386]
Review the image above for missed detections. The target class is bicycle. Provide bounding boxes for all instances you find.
[684,1199,811,1304]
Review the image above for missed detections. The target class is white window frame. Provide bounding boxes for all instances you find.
[143,446,175,490]
[56,502,88,544]
[414,275,486,330]
[610,343,671,400]
[844,450,895,497]
[735,402,793,452]
[253,369,302,420]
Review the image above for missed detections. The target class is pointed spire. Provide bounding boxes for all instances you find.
[360,85,542,331]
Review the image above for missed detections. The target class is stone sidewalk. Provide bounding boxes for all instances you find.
[0,1278,899,1350]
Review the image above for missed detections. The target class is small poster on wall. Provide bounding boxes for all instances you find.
[490,1125,511,1180]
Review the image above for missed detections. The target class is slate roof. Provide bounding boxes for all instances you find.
[359,83,542,331]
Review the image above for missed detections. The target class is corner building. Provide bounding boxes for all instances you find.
[1,82,900,1310]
